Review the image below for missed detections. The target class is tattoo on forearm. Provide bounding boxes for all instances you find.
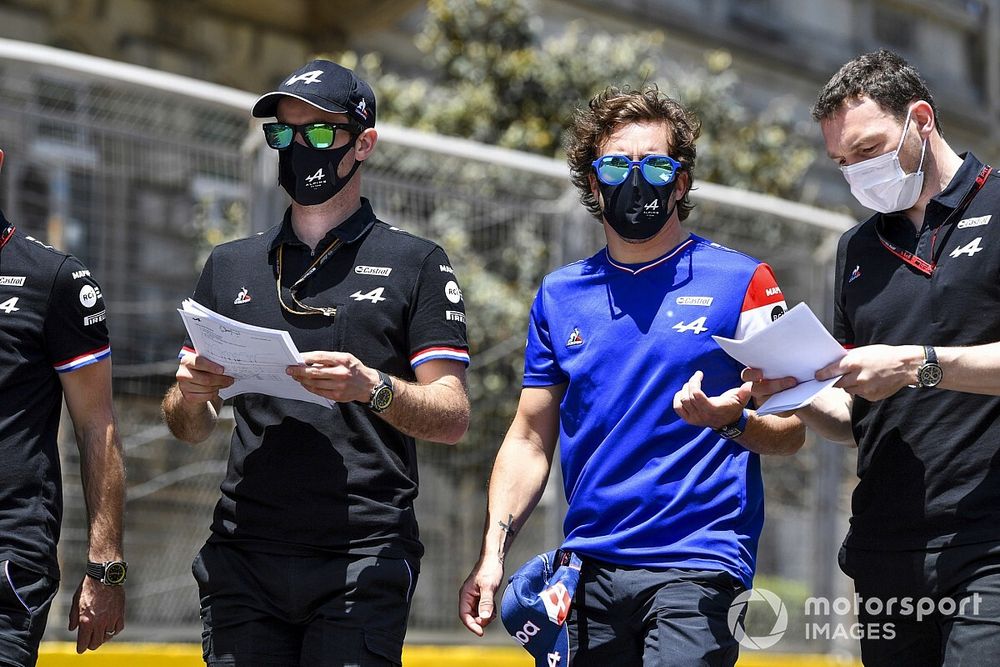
[497,513,516,563]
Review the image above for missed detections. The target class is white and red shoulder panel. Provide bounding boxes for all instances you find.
[736,263,787,340]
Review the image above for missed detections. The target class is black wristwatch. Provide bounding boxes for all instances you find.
[368,371,394,413]
[714,409,750,440]
[916,345,943,388]
[86,560,128,586]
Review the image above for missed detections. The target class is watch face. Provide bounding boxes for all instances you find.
[919,364,943,387]
[372,386,393,411]
[105,562,127,585]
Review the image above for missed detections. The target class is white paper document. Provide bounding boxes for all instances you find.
[177,299,331,408]
[712,303,846,416]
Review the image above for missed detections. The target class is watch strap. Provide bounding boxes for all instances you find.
[714,409,750,440]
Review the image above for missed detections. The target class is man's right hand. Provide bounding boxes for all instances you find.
[459,556,505,637]
[741,367,798,413]
[175,354,234,403]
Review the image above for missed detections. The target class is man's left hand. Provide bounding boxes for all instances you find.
[673,370,751,429]
[816,344,923,402]
[288,351,378,403]
[68,576,125,653]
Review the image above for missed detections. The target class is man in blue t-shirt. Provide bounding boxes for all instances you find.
[459,87,804,666]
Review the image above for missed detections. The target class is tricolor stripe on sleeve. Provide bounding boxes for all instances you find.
[178,345,196,360]
[53,345,111,373]
[410,346,471,368]
[736,263,788,340]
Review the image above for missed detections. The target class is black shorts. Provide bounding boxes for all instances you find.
[567,559,744,667]
[192,542,418,667]
[0,560,59,667]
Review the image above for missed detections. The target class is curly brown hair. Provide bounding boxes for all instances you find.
[565,85,701,221]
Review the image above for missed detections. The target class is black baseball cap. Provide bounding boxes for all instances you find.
[251,59,376,129]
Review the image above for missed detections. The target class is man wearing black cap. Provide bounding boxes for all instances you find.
[161,61,471,666]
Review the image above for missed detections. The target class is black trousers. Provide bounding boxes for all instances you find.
[840,541,1000,667]
[0,560,58,667]
[193,541,418,667]
[567,559,744,667]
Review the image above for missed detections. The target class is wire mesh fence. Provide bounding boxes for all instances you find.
[1,40,857,652]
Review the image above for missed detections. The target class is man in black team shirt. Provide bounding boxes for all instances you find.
[161,61,470,666]
[0,148,126,665]
[750,50,1000,665]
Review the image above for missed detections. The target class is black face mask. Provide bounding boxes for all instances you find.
[598,169,678,241]
[278,140,360,206]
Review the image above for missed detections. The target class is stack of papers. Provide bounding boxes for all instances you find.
[177,299,331,408]
[712,303,846,416]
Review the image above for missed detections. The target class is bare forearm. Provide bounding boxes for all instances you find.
[736,413,805,455]
[797,388,856,446]
[479,437,553,565]
[379,376,470,444]
[77,422,125,561]
[161,384,220,444]
[936,343,1000,395]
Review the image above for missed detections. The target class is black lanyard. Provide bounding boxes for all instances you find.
[876,165,993,277]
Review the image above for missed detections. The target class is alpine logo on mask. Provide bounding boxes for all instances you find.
[305,168,326,186]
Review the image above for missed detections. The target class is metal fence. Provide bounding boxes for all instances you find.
[0,39,859,653]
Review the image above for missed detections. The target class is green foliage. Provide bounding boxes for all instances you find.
[328,0,818,469]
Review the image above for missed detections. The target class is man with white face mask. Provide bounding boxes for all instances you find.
[749,50,1000,666]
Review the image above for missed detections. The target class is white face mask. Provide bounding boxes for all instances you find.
[840,107,927,213]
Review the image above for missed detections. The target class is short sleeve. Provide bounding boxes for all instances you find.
[179,251,217,358]
[735,263,788,340]
[406,246,470,369]
[522,282,566,387]
[44,256,111,373]
[833,234,854,347]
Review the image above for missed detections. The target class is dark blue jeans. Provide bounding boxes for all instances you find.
[567,558,744,667]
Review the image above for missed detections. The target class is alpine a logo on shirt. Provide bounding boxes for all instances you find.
[547,652,563,666]
[446,310,466,323]
[672,317,708,334]
[79,285,101,309]
[957,214,991,229]
[849,265,862,283]
[0,276,26,286]
[950,237,984,258]
[233,287,252,304]
[72,269,91,280]
[676,296,713,306]
[351,287,386,303]
[354,265,392,276]
[566,327,584,347]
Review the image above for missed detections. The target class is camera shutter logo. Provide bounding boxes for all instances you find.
[727,588,788,650]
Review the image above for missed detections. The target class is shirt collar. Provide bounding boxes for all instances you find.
[930,152,983,210]
[267,197,377,252]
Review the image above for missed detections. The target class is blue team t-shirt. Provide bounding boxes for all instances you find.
[523,234,787,587]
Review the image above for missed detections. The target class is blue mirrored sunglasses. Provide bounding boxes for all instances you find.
[592,154,682,186]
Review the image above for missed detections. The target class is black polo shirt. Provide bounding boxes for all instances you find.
[0,211,110,578]
[181,199,469,561]
[834,153,1000,550]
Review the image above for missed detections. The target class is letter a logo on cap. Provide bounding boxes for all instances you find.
[285,70,323,86]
